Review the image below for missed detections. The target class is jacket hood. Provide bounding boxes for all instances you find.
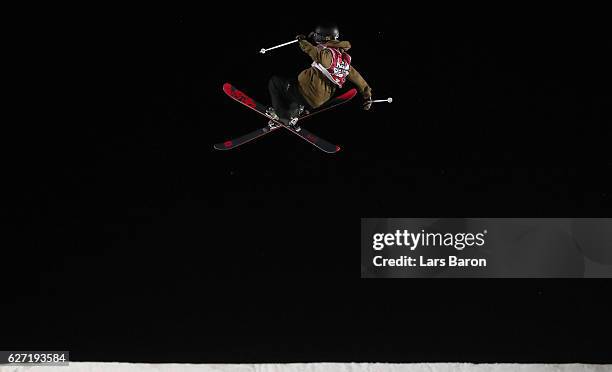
[322,40,351,51]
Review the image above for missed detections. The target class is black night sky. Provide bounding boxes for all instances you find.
[4,9,611,363]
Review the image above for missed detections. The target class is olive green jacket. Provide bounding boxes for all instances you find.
[297,40,372,108]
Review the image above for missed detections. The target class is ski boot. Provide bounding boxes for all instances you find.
[267,120,281,130]
[266,107,280,120]
[288,104,305,132]
[266,107,281,129]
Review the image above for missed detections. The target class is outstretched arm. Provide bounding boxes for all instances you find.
[348,65,372,98]
[298,39,334,68]
[348,65,373,110]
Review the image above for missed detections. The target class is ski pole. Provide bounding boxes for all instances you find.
[368,97,393,104]
[259,39,299,54]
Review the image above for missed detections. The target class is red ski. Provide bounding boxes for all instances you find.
[214,83,357,153]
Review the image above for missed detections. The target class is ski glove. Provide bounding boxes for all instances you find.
[362,95,372,111]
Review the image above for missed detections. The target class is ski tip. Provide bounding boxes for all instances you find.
[337,89,358,101]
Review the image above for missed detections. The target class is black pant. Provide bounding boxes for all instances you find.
[268,76,311,119]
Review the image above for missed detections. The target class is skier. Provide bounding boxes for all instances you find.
[266,23,373,131]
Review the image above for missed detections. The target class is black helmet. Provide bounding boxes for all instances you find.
[312,23,340,43]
